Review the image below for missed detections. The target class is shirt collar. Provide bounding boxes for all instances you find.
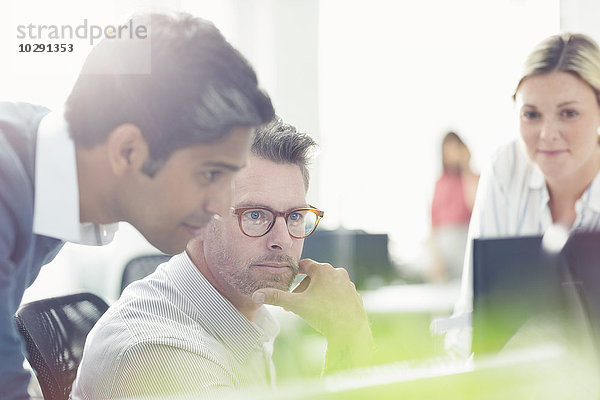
[169,252,279,363]
[32,109,117,245]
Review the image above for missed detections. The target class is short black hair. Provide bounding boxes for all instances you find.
[251,117,317,190]
[65,12,275,176]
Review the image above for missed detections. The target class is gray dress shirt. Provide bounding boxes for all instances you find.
[71,252,279,399]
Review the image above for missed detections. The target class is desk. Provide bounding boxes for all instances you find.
[223,343,598,400]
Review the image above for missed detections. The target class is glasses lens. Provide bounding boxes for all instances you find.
[287,209,318,238]
[241,209,274,236]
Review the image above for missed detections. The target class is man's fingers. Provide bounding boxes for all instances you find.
[292,275,311,294]
[298,258,318,275]
[252,288,295,309]
[299,258,334,276]
[335,267,350,279]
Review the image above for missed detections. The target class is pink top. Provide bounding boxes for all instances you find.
[431,171,472,228]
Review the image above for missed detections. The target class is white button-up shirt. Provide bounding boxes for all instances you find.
[33,110,117,245]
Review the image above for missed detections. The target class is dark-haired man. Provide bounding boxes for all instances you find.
[0,12,274,400]
[72,119,373,398]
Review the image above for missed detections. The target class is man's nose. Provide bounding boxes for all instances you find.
[266,216,293,251]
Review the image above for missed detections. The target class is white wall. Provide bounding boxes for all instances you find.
[317,0,560,266]
[561,0,600,41]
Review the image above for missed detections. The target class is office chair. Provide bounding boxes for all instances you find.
[120,254,170,294]
[15,293,109,400]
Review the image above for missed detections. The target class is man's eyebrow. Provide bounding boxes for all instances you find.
[235,202,309,211]
[202,161,246,172]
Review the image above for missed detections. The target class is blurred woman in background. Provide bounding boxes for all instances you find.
[429,132,479,282]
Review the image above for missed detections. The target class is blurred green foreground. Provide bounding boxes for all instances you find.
[265,284,599,400]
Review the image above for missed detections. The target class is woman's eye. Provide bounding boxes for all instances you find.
[522,110,540,120]
[249,211,261,219]
[561,109,579,118]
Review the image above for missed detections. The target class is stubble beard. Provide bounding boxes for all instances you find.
[212,246,299,297]
[206,222,299,297]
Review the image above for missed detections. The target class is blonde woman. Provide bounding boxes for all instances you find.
[450,33,600,356]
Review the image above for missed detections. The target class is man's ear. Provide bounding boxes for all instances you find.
[106,123,148,176]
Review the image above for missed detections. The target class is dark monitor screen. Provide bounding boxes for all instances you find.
[562,232,600,360]
[472,235,565,354]
[302,229,393,288]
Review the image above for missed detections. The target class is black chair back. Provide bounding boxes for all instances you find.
[120,254,170,294]
[15,293,109,400]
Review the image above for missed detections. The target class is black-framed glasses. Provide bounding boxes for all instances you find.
[231,206,324,238]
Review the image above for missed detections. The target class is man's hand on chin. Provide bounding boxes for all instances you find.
[252,258,374,374]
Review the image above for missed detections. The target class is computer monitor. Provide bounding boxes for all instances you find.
[562,231,600,362]
[471,235,565,354]
[302,228,394,289]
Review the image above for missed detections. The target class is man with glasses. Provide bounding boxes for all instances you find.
[71,119,373,399]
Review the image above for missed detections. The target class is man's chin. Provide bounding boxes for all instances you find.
[253,278,295,293]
